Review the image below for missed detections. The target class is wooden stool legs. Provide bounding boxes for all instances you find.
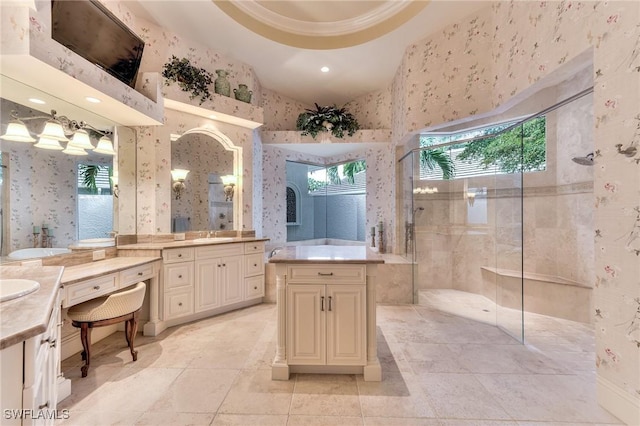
[72,309,140,378]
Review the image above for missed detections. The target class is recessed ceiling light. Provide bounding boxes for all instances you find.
[320,66,330,73]
[85,97,101,103]
[209,114,217,119]
[28,98,46,104]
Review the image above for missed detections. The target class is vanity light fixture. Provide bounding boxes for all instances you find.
[0,109,113,155]
[221,174,237,202]
[171,169,190,200]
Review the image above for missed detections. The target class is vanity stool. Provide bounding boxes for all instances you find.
[67,282,146,377]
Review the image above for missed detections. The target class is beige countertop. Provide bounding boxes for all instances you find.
[117,237,269,251]
[0,265,64,350]
[61,256,161,285]
[269,245,384,264]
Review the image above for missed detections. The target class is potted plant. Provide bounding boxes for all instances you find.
[296,103,360,139]
[162,55,213,104]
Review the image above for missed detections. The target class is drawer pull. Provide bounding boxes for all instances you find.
[328,296,332,311]
[223,263,226,267]
[178,253,183,257]
[253,263,257,267]
[178,302,183,306]
[178,275,183,279]
[38,402,49,410]
[93,285,101,290]
[137,272,143,276]
[321,296,325,311]
[253,246,257,250]
[254,286,258,290]
[317,272,334,276]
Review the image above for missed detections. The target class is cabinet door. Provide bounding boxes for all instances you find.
[326,285,366,366]
[221,255,243,305]
[287,284,325,365]
[163,262,193,290]
[195,259,221,312]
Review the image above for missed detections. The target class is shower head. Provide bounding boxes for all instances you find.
[571,152,594,166]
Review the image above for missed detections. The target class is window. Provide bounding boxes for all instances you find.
[419,117,546,180]
[77,163,114,240]
[286,185,298,225]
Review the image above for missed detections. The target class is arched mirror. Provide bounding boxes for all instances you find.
[170,131,238,232]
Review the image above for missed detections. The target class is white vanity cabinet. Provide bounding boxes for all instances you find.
[157,241,266,331]
[270,246,383,382]
[0,291,61,426]
[162,247,195,320]
[286,266,366,366]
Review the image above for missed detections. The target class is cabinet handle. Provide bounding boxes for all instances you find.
[93,285,101,290]
[321,296,324,311]
[328,296,332,311]
[138,272,143,276]
[38,402,49,410]
[318,272,333,276]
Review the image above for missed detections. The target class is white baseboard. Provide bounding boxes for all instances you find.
[597,375,640,425]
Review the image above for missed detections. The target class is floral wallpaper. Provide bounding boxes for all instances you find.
[345,87,393,130]
[261,88,311,131]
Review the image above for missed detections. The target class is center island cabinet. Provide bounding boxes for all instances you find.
[269,245,384,381]
[117,237,268,336]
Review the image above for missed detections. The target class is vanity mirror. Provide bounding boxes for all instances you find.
[171,132,236,232]
[0,77,137,259]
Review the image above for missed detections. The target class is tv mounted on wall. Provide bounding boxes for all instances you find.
[51,0,145,88]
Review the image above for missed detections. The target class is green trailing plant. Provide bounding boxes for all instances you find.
[162,55,213,105]
[420,149,455,180]
[79,164,107,194]
[327,160,366,185]
[296,104,360,139]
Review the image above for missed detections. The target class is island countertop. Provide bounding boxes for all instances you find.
[268,245,384,264]
[0,265,64,350]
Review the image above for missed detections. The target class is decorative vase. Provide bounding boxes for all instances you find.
[214,69,231,97]
[233,84,253,103]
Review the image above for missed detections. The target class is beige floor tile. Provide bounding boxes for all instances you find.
[402,342,469,374]
[69,367,182,413]
[294,374,359,395]
[439,421,518,425]
[364,418,441,426]
[134,411,215,425]
[148,368,239,413]
[418,373,512,420]
[289,394,361,416]
[359,393,437,419]
[217,369,295,415]
[57,365,123,410]
[476,374,622,423]
[187,343,254,369]
[211,414,287,425]
[287,414,364,425]
[56,410,143,425]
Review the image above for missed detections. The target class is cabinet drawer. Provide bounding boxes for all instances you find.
[120,263,154,287]
[163,263,193,290]
[196,243,243,260]
[246,275,264,299]
[163,247,194,263]
[244,241,265,254]
[163,289,194,320]
[245,253,265,277]
[287,265,366,284]
[64,273,119,307]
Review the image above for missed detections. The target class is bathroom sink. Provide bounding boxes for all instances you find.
[192,237,235,243]
[8,248,71,260]
[0,279,40,302]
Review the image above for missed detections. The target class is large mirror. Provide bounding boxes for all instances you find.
[171,132,234,232]
[0,78,136,260]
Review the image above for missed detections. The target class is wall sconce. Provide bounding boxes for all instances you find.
[465,191,476,206]
[110,172,119,198]
[221,175,237,202]
[171,169,190,200]
[1,109,114,156]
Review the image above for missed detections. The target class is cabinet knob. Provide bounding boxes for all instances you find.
[93,285,101,290]
[178,302,183,306]
[218,264,221,268]
[223,263,226,267]
[253,246,257,250]
[254,286,258,290]
[138,272,143,276]
[178,274,183,278]
[253,263,257,267]
[178,254,183,257]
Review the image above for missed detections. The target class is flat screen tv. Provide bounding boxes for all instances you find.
[51,0,145,88]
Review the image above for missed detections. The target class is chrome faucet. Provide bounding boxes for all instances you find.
[269,247,283,258]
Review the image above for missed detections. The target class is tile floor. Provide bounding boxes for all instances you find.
[58,291,622,425]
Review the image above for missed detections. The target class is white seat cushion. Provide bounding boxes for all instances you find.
[68,282,146,322]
